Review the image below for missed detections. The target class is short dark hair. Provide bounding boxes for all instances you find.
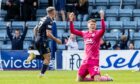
[88,19,96,23]
[46,7,55,14]
[15,29,20,31]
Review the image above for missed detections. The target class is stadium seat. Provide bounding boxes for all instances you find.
[37,9,46,17]
[119,9,132,17]
[110,29,121,36]
[123,21,137,30]
[106,17,117,21]
[77,37,83,41]
[0,21,7,29]
[96,21,108,30]
[0,10,7,17]
[137,21,140,30]
[134,17,140,21]
[95,0,108,6]
[123,0,136,5]
[124,5,135,9]
[57,29,65,38]
[57,44,66,50]
[110,6,120,9]
[62,33,70,38]
[39,0,48,8]
[133,32,140,40]
[88,6,93,14]
[36,9,47,17]
[134,40,140,49]
[1,44,11,50]
[23,41,31,49]
[109,0,121,6]
[26,29,34,38]
[26,21,38,29]
[96,6,107,11]
[73,21,81,30]
[0,30,6,40]
[78,41,84,50]
[106,9,119,17]
[104,33,119,41]
[109,21,123,30]
[81,21,88,30]
[88,0,95,6]
[120,17,131,21]
[12,21,25,29]
[56,21,66,29]
[133,9,140,17]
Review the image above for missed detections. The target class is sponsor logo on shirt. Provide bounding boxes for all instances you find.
[85,38,93,44]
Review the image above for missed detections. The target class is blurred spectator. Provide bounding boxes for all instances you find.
[20,0,38,21]
[120,29,130,49]
[28,41,35,50]
[113,42,120,50]
[48,0,53,6]
[66,0,78,19]
[66,34,79,50]
[3,0,20,21]
[6,22,28,50]
[55,0,66,21]
[100,39,111,50]
[76,0,89,21]
[128,42,135,50]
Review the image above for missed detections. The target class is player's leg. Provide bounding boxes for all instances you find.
[26,40,40,63]
[40,48,51,77]
[88,64,113,81]
[25,53,36,64]
[76,64,89,82]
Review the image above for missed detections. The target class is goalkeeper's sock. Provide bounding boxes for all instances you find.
[41,64,48,74]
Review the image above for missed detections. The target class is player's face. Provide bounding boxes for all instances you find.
[87,22,96,31]
[51,10,56,18]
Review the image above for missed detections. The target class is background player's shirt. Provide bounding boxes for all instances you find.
[70,19,105,62]
[36,16,53,40]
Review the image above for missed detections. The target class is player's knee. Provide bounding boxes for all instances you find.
[43,59,50,64]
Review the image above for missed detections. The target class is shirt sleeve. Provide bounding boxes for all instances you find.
[45,18,53,30]
[97,19,106,37]
[70,21,83,37]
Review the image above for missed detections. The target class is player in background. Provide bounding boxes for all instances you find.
[26,7,62,77]
[69,10,113,81]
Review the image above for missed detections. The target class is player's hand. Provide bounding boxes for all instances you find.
[99,9,104,19]
[56,39,62,44]
[69,12,75,21]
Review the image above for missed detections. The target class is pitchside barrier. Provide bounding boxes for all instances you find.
[0,50,55,70]
[56,50,140,70]
[0,50,140,70]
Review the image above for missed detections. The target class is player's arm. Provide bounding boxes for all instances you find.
[21,23,28,41]
[98,10,106,37]
[69,13,83,37]
[46,30,62,44]
[6,22,13,40]
[33,25,38,38]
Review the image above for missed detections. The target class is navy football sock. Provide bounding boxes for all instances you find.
[41,64,48,74]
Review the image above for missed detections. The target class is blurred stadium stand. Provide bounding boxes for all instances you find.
[0,0,140,50]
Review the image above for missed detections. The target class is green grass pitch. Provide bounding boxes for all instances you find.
[0,70,140,84]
